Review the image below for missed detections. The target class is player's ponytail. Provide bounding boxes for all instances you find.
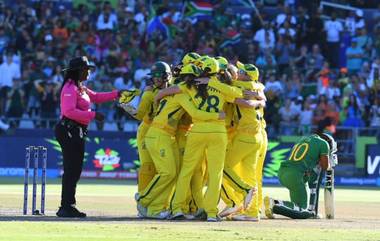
[60,69,81,93]
[217,70,233,85]
[183,74,208,99]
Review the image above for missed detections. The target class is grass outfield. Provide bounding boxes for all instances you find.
[0,177,380,241]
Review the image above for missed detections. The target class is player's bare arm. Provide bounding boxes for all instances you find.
[154,86,181,103]
[235,99,265,108]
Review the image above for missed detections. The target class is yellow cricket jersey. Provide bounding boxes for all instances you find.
[224,102,236,130]
[254,82,267,129]
[135,87,160,124]
[207,77,243,132]
[231,81,261,133]
[150,93,219,136]
[208,77,244,100]
[179,76,240,132]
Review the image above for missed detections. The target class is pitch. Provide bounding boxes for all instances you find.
[0,177,379,241]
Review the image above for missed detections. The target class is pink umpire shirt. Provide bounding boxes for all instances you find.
[60,79,118,125]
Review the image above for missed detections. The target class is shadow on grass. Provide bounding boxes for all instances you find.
[0,215,147,222]
[0,177,137,186]
[0,215,292,222]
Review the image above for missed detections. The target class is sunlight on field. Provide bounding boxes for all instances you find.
[1,178,380,241]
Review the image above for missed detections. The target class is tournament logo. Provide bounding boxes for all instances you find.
[93,148,121,171]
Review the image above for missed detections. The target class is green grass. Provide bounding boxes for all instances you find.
[0,177,379,241]
[0,222,379,241]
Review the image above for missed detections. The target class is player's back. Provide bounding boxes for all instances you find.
[281,134,330,171]
[180,78,228,132]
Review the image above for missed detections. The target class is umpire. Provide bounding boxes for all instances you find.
[55,56,123,217]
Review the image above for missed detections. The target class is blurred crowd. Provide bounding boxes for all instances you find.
[0,0,379,136]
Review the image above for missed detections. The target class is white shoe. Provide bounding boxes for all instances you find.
[219,205,242,218]
[136,203,147,217]
[207,216,222,222]
[264,196,275,219]
[147,210,170,220]
[170,212,185,220]
[244,188,257,209]
[184,214,195,220]
[231,214,259,222]
[134,192,140,202]
[170,212,195,220]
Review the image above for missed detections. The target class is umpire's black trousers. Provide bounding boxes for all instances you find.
[55,119,87,207]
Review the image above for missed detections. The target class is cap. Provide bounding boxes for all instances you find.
[62,56,96,72]
[236,61,259,81]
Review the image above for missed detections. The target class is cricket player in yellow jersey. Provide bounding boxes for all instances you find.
[174,52,202,163]
[214,57,237,141]
[229,68,268,215]
[172,52,202,83]
[136,64,224,219]
[253,81,268,213]
[217,62,267,221]
[167,57,263,221]
[217,63,244,212]
[122,62,172,192]
[174,52,205,214]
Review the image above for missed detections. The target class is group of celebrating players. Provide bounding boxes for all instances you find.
[119,52,338,222]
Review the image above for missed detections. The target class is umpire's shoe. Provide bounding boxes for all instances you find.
[56,206,87,218]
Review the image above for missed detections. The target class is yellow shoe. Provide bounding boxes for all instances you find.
[264,196,275,219]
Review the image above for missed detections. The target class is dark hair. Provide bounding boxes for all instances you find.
[316,117,332,135]
[347,94,360,114]
[217,70,232,85]
[60,69,82,93]
[181,74,208,99]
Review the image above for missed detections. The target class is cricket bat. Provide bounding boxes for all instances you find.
[324,168,335,219]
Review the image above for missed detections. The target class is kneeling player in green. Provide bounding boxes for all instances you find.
[264,132,337,219]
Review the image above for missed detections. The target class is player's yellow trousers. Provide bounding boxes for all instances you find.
[172,131,227,218]
[223,130,263,217]
[220,127,241,207]
[256,128,267,210]
[139,127,178,216]
[137,122,155,192]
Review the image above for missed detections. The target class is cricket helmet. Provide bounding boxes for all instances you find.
[236,61,259,81]
[182,52,201,65]
[215,56,228,71]
[200,57,219,74]
[149,61,172,82]
[180,64,202,76]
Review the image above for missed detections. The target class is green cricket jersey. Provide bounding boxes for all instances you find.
[281,134,330,172]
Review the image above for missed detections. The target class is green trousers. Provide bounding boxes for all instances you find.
[272,166,322,219]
